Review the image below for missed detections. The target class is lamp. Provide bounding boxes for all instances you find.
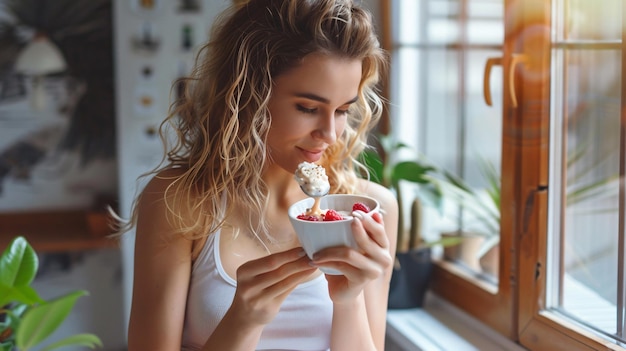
[14,33,67,110]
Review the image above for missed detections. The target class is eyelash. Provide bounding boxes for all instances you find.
[297,105,316,114]
[296,105,350,116]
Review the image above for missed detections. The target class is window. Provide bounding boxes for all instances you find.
[385,0,626,349]
[387,0,514,338]
[531,0,624,348]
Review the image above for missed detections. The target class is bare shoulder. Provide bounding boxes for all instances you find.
[356,179,398,219]
[135,167,213,257]
[140,167,186,201]
[135,167,190,244]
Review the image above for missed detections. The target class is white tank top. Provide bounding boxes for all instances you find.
[181,229,333,351]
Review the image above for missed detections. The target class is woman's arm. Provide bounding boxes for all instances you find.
[362,184,398,349]
[127,172,195,350]
[315,181,398,351]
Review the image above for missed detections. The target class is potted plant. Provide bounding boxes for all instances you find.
[426,145,619,278]
[360,135,461,308]
[0,236,102,351]
[427,159,501,276]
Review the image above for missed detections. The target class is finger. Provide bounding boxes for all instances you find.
[261,260,318,296]
[349,217,394,271]
[352,211,389,249]
[238,247,308,278]
[237,248,313,291]
[238,255,316,296]
[312,247,382,280]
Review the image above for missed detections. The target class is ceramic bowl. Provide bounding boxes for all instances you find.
[288,194,380,275]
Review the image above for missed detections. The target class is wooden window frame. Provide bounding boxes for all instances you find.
[380,0,626,350]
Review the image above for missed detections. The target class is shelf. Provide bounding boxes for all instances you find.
[0,210,120,253]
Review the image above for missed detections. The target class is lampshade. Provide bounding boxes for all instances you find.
[14,34,67,75]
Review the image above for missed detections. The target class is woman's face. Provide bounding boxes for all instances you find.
[266,52,362,174]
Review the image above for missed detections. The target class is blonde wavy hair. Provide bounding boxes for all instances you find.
[120,0,387,243]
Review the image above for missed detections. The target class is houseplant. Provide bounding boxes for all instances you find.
[359,136,441,249]
[0,236,102,351]
[360,135,461,308]
[426,158,501,275]
[425,145,619,277]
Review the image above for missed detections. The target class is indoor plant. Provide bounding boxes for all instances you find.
[359,135,449,249]
[426,145,618,277]
[360,134,461,308]
[426,158,501,275]
[0,236,102,351]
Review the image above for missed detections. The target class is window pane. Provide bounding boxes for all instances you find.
[561,0,622,41]
[549,1,624,341]
[393,0,504,281]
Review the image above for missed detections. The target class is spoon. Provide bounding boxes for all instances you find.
[295,176,329,215]
[294,163,330,216]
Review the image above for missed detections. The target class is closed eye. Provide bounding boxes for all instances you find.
[296,105,317,114]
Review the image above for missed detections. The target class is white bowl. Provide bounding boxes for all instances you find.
[288,194,380,275]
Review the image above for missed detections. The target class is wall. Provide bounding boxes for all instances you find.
[31,250,125,351]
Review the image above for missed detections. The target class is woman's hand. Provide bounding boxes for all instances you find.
[311,211,393,304]
[227,247,317,326]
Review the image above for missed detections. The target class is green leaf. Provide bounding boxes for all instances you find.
[0,236,38,287]
[430,175,500,235]
[441,170,475,194]
[392,161,436,184]
[567,174,619,206]
[16,290,88,349]
[40,333,103,351]
[0,284,43,307]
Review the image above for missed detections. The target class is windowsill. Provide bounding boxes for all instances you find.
[386,292,528,351]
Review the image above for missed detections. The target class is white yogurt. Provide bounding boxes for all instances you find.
[294,162,330,197]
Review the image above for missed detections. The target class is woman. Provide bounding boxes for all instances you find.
[124,0,398,350]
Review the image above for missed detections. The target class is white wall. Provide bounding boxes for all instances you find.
[32,250,125,351]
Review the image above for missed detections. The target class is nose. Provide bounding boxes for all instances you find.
[312,113,337,144]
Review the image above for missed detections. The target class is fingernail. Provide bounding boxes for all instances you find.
[298,248,307,257]
[372,212,383,223]
[352,211,364,219]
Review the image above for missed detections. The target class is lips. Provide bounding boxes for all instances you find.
[299,147,325,162]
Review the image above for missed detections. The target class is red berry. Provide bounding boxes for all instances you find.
[297,214,319,221]
[352,202,370,213]
[323,209,344,221]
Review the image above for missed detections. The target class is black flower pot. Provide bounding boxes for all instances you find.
[387,246,433,309]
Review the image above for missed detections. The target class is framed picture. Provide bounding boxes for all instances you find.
[0,0,117,247]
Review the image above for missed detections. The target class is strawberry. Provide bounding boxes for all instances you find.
[322,209,344,221]
[352,202,370,213]
[297,214,320,221]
